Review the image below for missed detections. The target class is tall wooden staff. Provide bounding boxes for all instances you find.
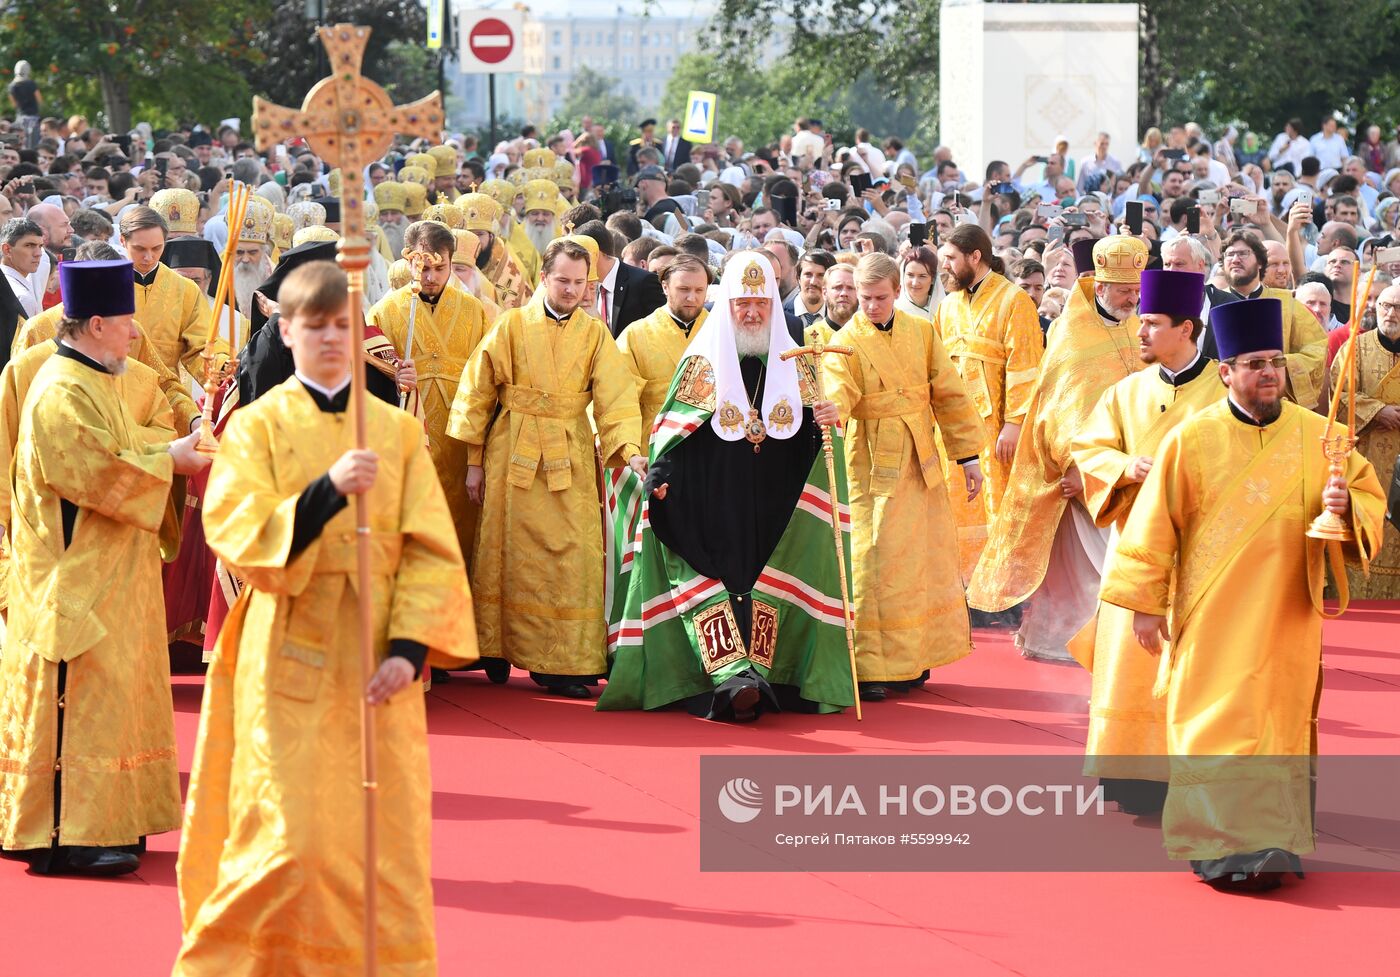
[779,342,862,720]
[251,25,442,977]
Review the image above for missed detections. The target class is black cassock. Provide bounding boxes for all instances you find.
[644,353,822,716]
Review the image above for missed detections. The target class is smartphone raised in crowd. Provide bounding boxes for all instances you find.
[1186,206,1201,235]
[850,172,873,196]
[1062,212,1089,228]
[1125,200,1144,236]
[1037,203,1062,220]
[1375,246,1400,265]
[908,222,928,247]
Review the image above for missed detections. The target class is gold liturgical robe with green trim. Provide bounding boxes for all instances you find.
[0,353,181,851]
[174,378,475,977]
[1099,399,1385,861]
[824,309,986,679]
[448,303,641,675]
[617,304,706,446]
[969,277,1145,611]
[1331,329,1400,598]
[369,280,491,568]
[1067,361,1222,779]
[932,271,1044,579]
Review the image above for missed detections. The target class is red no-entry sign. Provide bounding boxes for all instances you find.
[468,17,515,65]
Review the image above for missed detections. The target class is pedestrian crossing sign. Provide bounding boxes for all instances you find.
[684,91,717,144]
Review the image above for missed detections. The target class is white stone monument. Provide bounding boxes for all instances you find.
[940,1,1139,184]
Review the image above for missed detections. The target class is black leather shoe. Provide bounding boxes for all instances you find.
[547,683,593,699]
[482,658,511,684]
[859,683,889,702]
[59,846,139,877]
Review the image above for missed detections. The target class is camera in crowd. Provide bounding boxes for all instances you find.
[592,163,639,219]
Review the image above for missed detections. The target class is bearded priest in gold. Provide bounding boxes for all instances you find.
[459,191,532,311]
[174,261,476,974]
[449,237,645,698]
[1330,281,1400,599]
[0,260,210,877]
[1068,269,1221,815]
[969,235,1149,663]
[1099,297,1385,893]
[825,254,987,700]
[480,177,542,285]
[931,224,1044,581]
[368,220,491,571]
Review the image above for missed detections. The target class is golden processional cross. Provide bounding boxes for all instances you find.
[250,25,443,977]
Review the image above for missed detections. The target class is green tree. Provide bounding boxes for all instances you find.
[0,0,266,131]
[249,0,441,111]
[557,66,640,131]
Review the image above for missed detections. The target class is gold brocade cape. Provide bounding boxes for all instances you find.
[968,278,1144,611]
[482,236,532,311]
[824,309,987,679]
[134,263,227,377]
[932,271,1045,578]
[369,280,491,570]
[1331,329,1400,598]
[174,378,475,976]
[0,353,181,850]
[617,304,706,447]
[1065,361,1223,778]
[447,301,641,674]
[11,307,200,431]
[1099,399,1386,860]
[507,217,542,287]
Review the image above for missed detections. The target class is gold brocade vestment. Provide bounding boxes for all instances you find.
[369,280,491,568]
[968,277,1144,611]
[824,310,986,679]
[617,304,706,446]
[1331,329,1400,598]
[1099,400,1385,860]
[448,303,641,675]
[174,378,476,976]
[932,271,1045,579]
[482,237,531,311]
[1067,361,1222,778]
[0,353,181,851]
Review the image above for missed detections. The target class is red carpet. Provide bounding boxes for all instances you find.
[6,604,1400,975]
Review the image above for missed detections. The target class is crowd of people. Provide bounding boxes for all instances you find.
[0,81,1398,972]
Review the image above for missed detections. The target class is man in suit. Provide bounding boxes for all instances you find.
[661,119,692,172]
[627,119,659,177]
[577,219,666,337]
[590,122,615,165]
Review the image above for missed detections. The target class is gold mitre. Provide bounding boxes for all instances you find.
[402,182,428,217]
[405,152,437,175]
[272,213,294,251]
[428,145,458,179]
[373,181,408,213]
[388,257,412,289]
[507,167,530,187]
[363,200,380,224]
[478,178,517,211]
[458,192,503,232]
[150,188,199,234]
[451,228,483,267]
[326,168,343,198]
[398,165,433,190]
[239,195,275,245]
[551,159,576,190]
[522,178,561,216]
[287,201,327,232]
[1093,235,1149,284]
[422,202,464,229]
[523,148,557,170]
[562,233,599,283]
[293,225,339,248]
